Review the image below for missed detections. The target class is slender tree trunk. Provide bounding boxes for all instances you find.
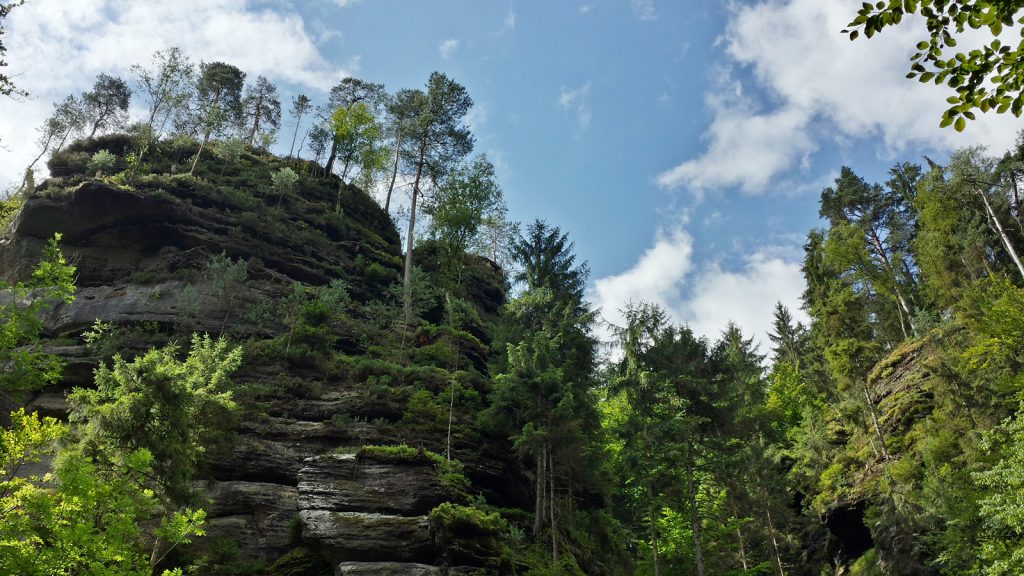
[385,128,402,213]
[730,503,748,572]
[288,117,302,158]
[190,130,210,175]
[863,382,890,459]
[297,128,309,160]
[867,228,913,335]
[445,377,455,460]
[402,138,428,329]
[976,183,1024,281]
[765,503,787,576]
[248,95,263,145]
[534,449,545,537]
[325,138,339,176]
[647,480,661,576]
[687,460,706,576]
[550,447,557,562]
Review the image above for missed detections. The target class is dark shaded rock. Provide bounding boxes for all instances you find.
[298,454,448,515]
[825,502,873,567]
[200,481,299,561]
[299,510,436,565]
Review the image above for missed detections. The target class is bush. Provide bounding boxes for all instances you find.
[428,502,507,535]
[87,149,117,175]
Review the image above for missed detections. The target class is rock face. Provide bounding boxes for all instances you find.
[298,454,449,515]
[3,139,518,574]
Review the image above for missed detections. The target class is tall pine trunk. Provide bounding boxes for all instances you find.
[402,138,428,329]
[385,127,402,213]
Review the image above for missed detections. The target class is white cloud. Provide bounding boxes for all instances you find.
[631,0,657,21]
[679,253,807,350]
[498,10,516,35]
[658,0,1023,195]
[593,227,695,320]
[579,4,592,14]
[0,0,355,189]
[591,225,808,353]
[655,95,815,197]
[333,0,360,6]
[558,82,592,130]
[439,38,459,59]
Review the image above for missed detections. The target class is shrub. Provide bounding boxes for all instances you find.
[87,149,117,175]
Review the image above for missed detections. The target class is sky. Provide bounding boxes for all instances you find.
[1,0,1021,354]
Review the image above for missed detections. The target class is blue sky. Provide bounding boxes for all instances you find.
[1,0,1021,349]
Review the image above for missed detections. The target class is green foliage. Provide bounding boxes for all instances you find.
[429,502,508,535]
[845,0,1024,127]
[426,154,504,287]
[87,148,118,174]
[69,334,242,504]
[329,100,389,185]
[270,166,299,202]
[0,233,75,399]
[0,410,204,576]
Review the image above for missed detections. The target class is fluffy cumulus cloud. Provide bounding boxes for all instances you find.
[439,39,459,59]
[591,226,808,353]
[0,0,354,188]
[658,0,1022,196]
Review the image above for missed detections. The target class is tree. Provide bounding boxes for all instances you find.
[819,166,921,339]
[0,0,27,99]
[271,166,299,209]
[132,46,194,137]
[844,0,1024,130]
[426,154,503,286]
[20,95,86,190]
[320,77,385,176]
[287,93,311,158]
[189,61,245,175]
[1,410,205,575]
[469,204,520,269]
[82,73,131,138]
[767,302,807,368]
[241,75,280,147]
[329,100,388,184]
[383,88,425,213]
[69,334,242,506]
[0,233,75,406]
[401,72,475,329]
[486,221,600,565]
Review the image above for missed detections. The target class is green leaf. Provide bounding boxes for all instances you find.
[954,116,966,131]
[939,114,955,128]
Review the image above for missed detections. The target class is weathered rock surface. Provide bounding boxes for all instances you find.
[201,481,299,560]
[2,145,520,573]
[335,562,443,576]
[298,454,448,515]
[299,510,436,565]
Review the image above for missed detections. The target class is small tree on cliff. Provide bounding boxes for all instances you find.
[189,61,245,175]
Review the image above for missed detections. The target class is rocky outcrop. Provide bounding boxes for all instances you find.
[3,142,519,574]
